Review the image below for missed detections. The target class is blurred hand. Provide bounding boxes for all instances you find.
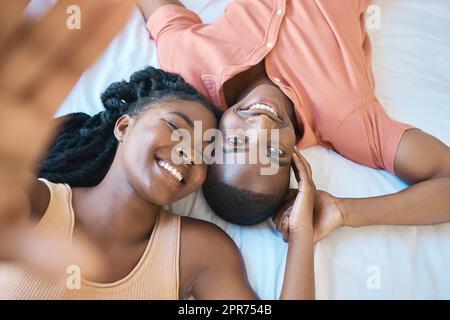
[273,148,316,242]
[0,0,133,277]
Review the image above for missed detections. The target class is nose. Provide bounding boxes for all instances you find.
[245,114,277,130]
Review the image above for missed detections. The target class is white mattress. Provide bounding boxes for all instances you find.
[28,0,450,299]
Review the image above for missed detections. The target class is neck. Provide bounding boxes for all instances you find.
[72,161,161,245]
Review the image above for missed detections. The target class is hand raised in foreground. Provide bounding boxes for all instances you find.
[0,0,133,277]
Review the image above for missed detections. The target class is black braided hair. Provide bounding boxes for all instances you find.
[39,67,217,187]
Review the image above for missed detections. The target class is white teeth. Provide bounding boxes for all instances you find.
[158,160,184,182]
[249,103,278,117]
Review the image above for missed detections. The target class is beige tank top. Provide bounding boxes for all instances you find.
[0,179,180,300]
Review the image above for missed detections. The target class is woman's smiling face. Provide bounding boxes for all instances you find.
[114,98,217,206]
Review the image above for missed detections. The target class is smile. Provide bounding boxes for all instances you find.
[248,103,278,117]
[239,102,283,123]
[158,159,184,182]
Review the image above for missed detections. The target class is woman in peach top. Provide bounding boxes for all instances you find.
[138,0,450,238]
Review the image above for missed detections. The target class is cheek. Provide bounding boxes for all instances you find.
[127,127,169,155]
[219,112,243,131]
[268,170,291,196]
[281,126,297,148]
[189,165,208,189]
[121,128,167,176]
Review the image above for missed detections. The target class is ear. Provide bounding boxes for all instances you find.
[114,115,133,142]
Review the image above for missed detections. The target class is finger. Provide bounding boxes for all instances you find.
[313,228,325,244]
[285,189,298,203]
[33,0,135,115]
[313,230,320,244]
[281,216,289,242]
[275,197,294,219]
[0,0,134,115]
[294,147,312,178]
[293,152,315,194]
[0,0,91,94]
[275,210,286,232]
[291,156,301,184]
[292,151,308,184]
[272,211,281,227]
[273,189,297,224]
[0,0,30,46]
[274,212,284,232]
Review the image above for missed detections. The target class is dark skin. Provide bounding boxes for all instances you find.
[1,0,315,299]
[138,0,300,199]
[27,99,315,299]
[27,100,257,299]
[210,61,299,200]
[138,0,450,242]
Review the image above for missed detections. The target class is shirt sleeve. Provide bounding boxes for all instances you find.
[147,5,202,69]
[327,99,415,174]
[145,2,268,109]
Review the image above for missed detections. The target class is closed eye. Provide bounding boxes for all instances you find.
[163,119,179,130]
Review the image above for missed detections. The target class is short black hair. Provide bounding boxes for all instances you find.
[203,181,283,226]
[39,66,217,187]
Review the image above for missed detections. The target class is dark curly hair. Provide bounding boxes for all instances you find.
[39,67,217,187]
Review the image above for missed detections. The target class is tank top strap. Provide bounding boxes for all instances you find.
[37,178,75,240]
[138,210,181,299]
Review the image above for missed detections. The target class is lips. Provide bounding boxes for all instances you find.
[238,102,283,123]
[158,159,184,182]
[155,156,189,187]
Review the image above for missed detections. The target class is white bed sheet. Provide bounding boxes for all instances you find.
[28,0,450,299]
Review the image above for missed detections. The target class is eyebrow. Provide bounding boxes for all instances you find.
[168,112,194,128]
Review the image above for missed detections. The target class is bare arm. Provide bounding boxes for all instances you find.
[180,218,257,299]
[184,151,317,301]
[341,129,450,227]
[0,0,133,274]
[273,149,316,299]
[313,129,450,242]
[135,0,184,20]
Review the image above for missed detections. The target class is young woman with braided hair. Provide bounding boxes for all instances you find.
[0,67,316,299]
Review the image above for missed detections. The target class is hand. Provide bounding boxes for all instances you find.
[0,0,133,276]
[273,148,316,242]
[313,191,344,243]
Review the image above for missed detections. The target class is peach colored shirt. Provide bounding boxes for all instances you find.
[147,0,414,174]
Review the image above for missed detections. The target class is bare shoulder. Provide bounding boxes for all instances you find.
[180,216,238,253]
[178,216,246,299]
